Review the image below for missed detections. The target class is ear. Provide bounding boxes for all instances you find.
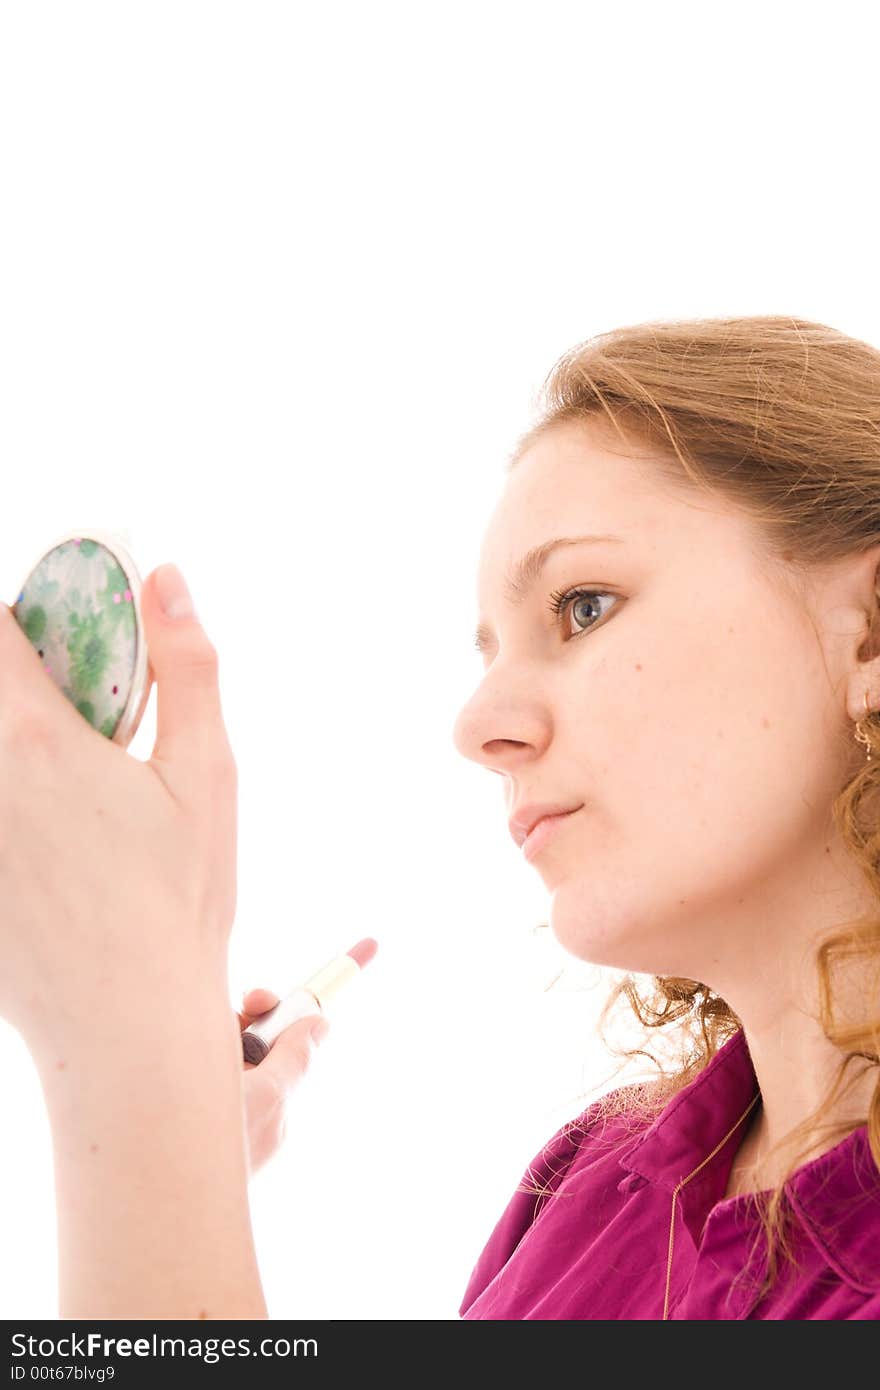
[854,555,880,715]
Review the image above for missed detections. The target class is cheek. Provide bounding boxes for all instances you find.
[545,598,840,974]
[608,603,804,795]
[566,607,826,889]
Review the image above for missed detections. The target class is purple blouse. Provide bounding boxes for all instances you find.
[459,1028,880,1319]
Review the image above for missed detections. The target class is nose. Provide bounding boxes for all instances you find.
[451,677,548,775]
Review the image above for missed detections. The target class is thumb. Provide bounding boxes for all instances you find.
[258,1015,330,1096]
[143,563,232,779]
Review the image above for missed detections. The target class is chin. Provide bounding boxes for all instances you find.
[547,889,676,976]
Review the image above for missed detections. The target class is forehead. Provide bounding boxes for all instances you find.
[478,421,694,587]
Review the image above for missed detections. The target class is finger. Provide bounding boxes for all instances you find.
[241,987,280,1017]
[255,1014,330,1094]
[236,988,281,1033]
[141,564,233,792]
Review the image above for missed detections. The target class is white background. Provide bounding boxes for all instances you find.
[0,1,877,1320]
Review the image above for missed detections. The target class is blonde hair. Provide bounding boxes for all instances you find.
[508,315,880,1306]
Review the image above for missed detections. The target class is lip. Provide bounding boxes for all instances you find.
[508,802,583,849]
[521,809,580,862]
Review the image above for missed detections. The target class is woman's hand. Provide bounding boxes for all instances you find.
[0,564,239,1059]
[237,987,330,1177]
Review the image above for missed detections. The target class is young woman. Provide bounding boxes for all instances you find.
[2,314,879,1319]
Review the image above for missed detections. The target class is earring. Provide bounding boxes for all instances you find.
[854,689,874,762]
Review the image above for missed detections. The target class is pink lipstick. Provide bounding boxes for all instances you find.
[241,937,379,1065]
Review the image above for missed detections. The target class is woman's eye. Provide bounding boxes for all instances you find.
[546,587,618,639]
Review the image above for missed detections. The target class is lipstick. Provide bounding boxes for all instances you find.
[240,937,379,1065]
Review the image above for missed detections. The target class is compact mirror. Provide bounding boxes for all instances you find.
[10,529,152,750]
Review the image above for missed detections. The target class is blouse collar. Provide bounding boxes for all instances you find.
[616,1028,880,1292]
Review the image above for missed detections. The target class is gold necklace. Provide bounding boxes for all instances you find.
[662,1090,761,1319]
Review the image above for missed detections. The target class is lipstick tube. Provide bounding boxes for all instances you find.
[241,939,377,1065]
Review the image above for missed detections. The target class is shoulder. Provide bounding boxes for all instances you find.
[517,1081,652,1209]
[458,1081,655,1317]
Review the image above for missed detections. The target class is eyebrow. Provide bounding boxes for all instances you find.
[473,533,624,653]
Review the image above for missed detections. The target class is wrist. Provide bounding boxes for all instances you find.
[28,963,236,1099]
[32,981,266,1320]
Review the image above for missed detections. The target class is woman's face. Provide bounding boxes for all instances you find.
[452,420,870,983]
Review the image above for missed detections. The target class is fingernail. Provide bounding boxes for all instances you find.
[310,1019,330,1047]
[156,563,197,620]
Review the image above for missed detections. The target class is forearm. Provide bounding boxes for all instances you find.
[31,977,267,1321]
